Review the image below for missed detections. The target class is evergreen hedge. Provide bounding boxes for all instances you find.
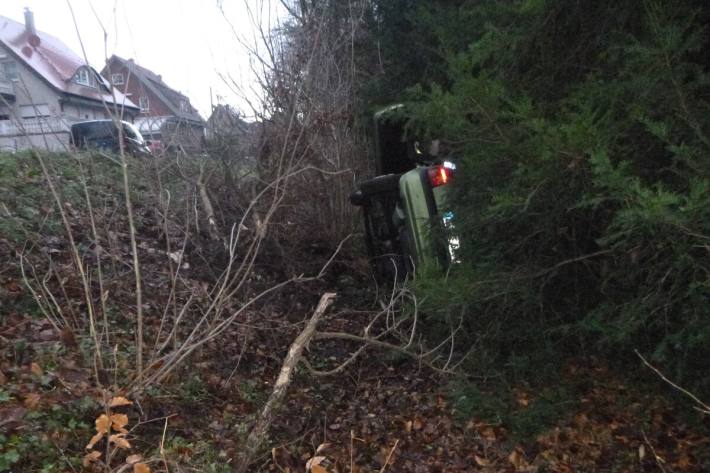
[369,0,710,385]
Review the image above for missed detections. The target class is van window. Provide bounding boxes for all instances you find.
[74,121,114,140]
[123,122,143,142]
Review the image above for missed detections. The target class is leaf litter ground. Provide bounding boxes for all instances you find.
[0,159,708,471]
[3,255,708,472]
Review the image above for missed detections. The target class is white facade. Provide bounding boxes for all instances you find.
[0,44,116,152]
[0,11,138,153]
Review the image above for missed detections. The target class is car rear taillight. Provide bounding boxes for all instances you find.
[427,162,455,187]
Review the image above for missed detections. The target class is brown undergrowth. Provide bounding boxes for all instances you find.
[1,152,708,472]
[3,245,709,472]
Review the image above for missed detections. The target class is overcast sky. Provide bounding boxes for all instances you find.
[2,0,284,119]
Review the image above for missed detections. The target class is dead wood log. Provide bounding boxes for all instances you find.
[196,173,222,243]
[234,292,336,473]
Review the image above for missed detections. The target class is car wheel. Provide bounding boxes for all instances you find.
[398,226,414,277]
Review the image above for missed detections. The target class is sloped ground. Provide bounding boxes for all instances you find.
[3,274,709,472]
[1,152,708,472]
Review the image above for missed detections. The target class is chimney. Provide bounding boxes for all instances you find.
[24,8,36,35]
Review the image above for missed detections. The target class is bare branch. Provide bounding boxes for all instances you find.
[235,292,337,473]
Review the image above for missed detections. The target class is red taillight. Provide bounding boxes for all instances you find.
[428,165,453,187]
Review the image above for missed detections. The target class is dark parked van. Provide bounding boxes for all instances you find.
[70,120,151,156]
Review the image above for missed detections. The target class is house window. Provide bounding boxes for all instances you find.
[1,61,18,81]
[179,100,189,112]
[20,103,50,118]
[139,96,149,112]
[75,68,91,86]
[111,73,124,85]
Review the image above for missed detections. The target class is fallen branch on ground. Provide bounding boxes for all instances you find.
[234,292,337,473]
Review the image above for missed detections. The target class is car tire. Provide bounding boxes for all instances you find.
[359,173,401,197]
[398,226,414,276]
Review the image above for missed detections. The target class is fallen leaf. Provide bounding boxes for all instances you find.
[109,396,133,407]
[0,406,27,432]
[508,448,529,471]
[306,456,327,471]
[86,432,104,450]
[126,454,142,465]
[515,391,530,407]
[574,412,589,427]
[474,455,491,467]
[39,329,58,341]
[23,393,41,409]
[413,418,423,430]
[109,434,131,449]
[4,280,22,293]
[480,426,497,441]
[134,463,151,473]
[86,413,111,449]
[95,414,110,434]
[30,362,42,376]
[82,450,101,467]
[675,454,691,468]
[111,413,129,433]
[315,443,331,454]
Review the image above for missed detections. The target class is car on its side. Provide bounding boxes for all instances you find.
[350,105,458,277]
[70,119,151,156]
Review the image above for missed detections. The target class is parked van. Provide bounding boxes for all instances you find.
[70,120,151,156]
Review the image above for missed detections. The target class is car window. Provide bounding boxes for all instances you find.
[79,122,114,140]
[123,122,145,143]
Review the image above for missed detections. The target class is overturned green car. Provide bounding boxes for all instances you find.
[350,105,458,276]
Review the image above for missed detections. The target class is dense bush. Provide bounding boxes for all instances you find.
[368,0,710,385]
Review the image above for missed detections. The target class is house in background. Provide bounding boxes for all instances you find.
[206,104,250,146]
[101,55,205,153]
[206,104,259,177]
[0,9,139,152]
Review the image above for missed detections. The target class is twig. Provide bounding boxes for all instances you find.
[640,429,667,473]
[635,349,710,415]
[234,293,336,473]
[379,439,399,473]
[312,331,455,374]
[160,416,170,473]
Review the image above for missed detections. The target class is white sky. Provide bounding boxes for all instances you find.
[2,0,284,120]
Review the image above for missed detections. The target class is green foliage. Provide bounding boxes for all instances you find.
[162,437,233,473]
[238,379,265,404]
[451,380,574,440]
[370,0,710,388]
[0,397,95,472]
[0,151,133,246]
[0,435,21,472]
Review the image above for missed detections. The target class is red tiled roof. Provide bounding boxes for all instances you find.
[0,14,138,110]
[106,55,203,123]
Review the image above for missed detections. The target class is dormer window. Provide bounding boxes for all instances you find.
[139,96,150,112]
[75,68,91,86]
[179,100,189,112]
[1,61,18,81]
